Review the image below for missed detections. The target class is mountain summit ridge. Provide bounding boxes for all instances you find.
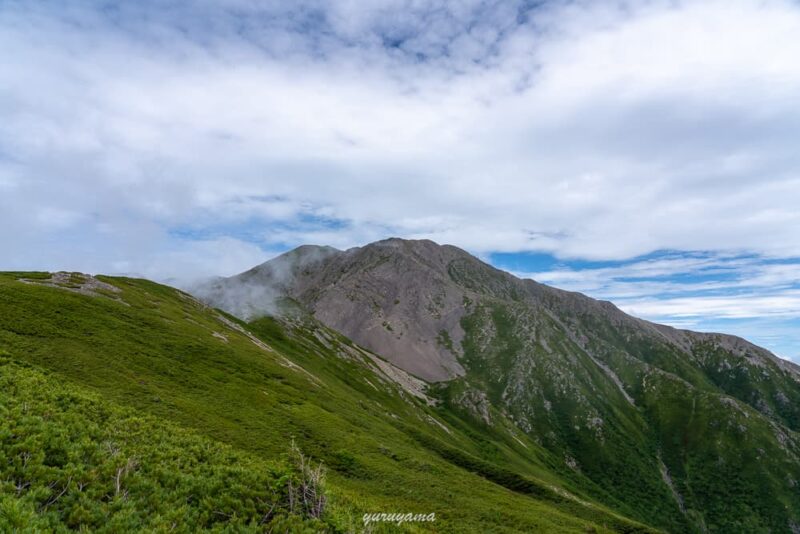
[196,237,798,381]
[194,237,800,532]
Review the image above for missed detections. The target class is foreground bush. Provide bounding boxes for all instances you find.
[0,357,331,533]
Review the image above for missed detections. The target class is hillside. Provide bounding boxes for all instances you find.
[196,238,800,533]
[0,357,329,533]
[0,271,656,533]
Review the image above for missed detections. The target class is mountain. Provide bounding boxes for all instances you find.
[0,270,658,533]
[195,237,800,533]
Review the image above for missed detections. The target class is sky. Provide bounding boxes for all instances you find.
[1,0,799,361]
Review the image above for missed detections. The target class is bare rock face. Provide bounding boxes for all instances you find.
[195,237,800,388]
[291,239,469,381]
[197,239,473,381]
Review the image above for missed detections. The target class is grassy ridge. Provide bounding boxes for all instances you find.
[0,273,652,532]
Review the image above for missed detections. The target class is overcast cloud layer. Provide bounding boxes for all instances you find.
[1,0,799,359]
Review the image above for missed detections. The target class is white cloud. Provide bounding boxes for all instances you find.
[2,0,800,279]
[133,237,273,283]
[619,292,800,320]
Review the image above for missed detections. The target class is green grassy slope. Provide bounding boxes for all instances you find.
[0,272,656,533]
[0,358,329,533]
[446,295,800,533]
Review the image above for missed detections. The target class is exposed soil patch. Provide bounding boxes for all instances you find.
[17,272,128,305]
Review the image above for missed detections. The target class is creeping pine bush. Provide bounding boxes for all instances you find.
[0,359,332,533]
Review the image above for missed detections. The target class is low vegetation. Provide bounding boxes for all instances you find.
[0,272,646,532]
[5,266,798,532]
[0,358,330,533]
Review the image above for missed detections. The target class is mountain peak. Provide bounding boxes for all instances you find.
[367,236,458,251]
[196,238,798,386]
[188,239,800,531]
[353,237,475,268]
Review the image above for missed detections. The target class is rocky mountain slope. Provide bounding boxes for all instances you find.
[196,238,800,533]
